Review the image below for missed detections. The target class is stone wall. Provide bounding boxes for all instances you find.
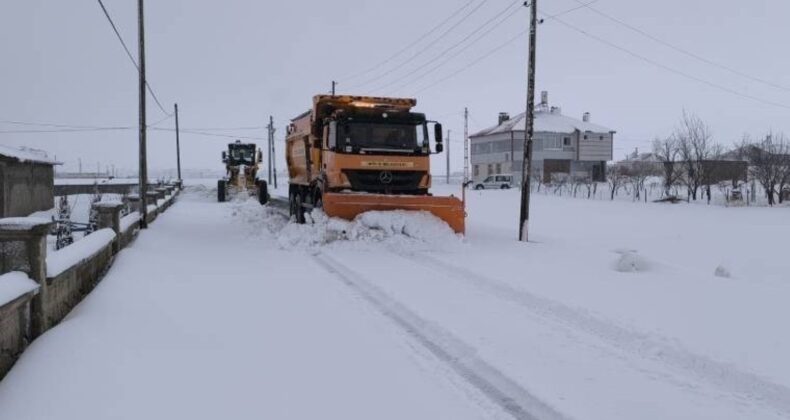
[0,288,37,378]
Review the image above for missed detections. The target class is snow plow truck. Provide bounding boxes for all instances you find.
[285,94,465,233]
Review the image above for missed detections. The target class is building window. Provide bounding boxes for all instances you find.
[487,164,493,175]
[473,165,479,177]
[544,137,561,150]
[495,163,501,174]
[599,135,604,140]
[583,135,588,140]
[563,137,571,147]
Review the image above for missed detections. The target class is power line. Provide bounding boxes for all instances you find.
[345,0,492,91]
[152,127,267,141]
[407,1,596,95]
[337,0,476,83]
[546,13,790,110]
[570,0,790,93]
[96,0,171,116]
[379,1,523,94]
[415,29,526,94]
[0,127,134,134]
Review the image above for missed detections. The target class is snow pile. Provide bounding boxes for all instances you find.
[714,264,732,278]
[46,228,116,277]
[120,213,141,231]
[276,209,462,251]
[613,250,651,273]
[229,197,288,236]
[0,272,39,307]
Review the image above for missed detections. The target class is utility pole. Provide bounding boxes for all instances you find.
[271,118,278,189]
[137,0,148,228]
[78,158,82,174]
[267,116,273,184]
[463,108,469,186]
[331,81,337,96]
[518,0,538,242]
[174,103,182,182]
[446,130,451,184]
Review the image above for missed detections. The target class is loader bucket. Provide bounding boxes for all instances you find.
[322,192,466,234]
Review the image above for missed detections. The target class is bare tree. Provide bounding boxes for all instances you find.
[652,137,680,197]
[606,163,627,200]
[742,133,790,206]
[673,111,716,201]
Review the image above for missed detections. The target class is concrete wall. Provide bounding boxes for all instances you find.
[43,242,113,329]
[0,158,55,218]
[0,291,36,378]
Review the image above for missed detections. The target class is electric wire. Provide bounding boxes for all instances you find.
[96,0,172,116]
[344,0,492,91]
[337,0,477,83]
[380,1,523,94]
[570,0,790,92]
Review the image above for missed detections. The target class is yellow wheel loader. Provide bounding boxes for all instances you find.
[285,95,465,233]
[218,140,268,204]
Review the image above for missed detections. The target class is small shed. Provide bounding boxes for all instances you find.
[0,144,61,217]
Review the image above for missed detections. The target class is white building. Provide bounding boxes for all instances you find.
[470,92,615,183]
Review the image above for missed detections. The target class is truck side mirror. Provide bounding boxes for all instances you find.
[222,151,227,161]
[434,123,443,142]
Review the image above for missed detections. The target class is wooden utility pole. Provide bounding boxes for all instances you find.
[174,103,181,182]
[463,108,469,186]
[271,118,278,189]
[446,130,451,184]
[267,116,273,184]
[137,0,148,228]
[331,81,337,96]
[518,0,538,242]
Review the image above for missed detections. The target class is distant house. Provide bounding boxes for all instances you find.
[470,92,615,183]
[617,147,748,186]
[0,144,61,217]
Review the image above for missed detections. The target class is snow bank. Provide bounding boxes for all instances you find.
[277,209,462,251]
[0,272,39,307]
[46,228,116,277]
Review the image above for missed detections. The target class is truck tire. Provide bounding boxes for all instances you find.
[218,180,227,202]
[258,180,268,205]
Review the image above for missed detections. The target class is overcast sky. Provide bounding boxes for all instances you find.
[2,0,789,176]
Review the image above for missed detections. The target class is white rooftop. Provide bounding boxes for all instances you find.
[471,110,615,137]
[0,144,61,165]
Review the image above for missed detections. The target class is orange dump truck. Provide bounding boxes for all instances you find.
[285,95,465,233]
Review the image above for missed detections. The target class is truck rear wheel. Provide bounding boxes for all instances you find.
[258,180,268,205]
[289,190,306,224]
[218,180,227,202]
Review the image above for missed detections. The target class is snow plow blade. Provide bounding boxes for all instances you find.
[322,192,466,234]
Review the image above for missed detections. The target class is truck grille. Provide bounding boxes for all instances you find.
[343,170,424,192]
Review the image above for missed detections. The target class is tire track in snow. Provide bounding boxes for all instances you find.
[407,252,790,416]
[312,253,571,420]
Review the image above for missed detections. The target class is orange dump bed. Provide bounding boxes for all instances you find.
[322,192,465,234]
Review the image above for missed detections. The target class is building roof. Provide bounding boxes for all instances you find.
[0,144,61,165]
[471,110,615,137]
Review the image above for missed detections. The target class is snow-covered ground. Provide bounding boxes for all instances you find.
[1,180,788,419]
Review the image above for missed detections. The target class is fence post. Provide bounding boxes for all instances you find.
[93,202,124,254]
[0,218,53,337]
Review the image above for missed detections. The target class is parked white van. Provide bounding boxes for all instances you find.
[474,174,513,190]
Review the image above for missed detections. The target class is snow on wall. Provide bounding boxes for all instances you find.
[0,144,61,165]
[120,213,141,232]
[0,272,39,307]
[46,228,116,277]
[0,217,51,231]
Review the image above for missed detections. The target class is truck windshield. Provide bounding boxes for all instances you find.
[342,122,424,151]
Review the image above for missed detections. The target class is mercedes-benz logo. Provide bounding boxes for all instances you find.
[379,171,393,184]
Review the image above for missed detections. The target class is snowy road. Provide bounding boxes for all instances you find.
[1,183,789,419]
